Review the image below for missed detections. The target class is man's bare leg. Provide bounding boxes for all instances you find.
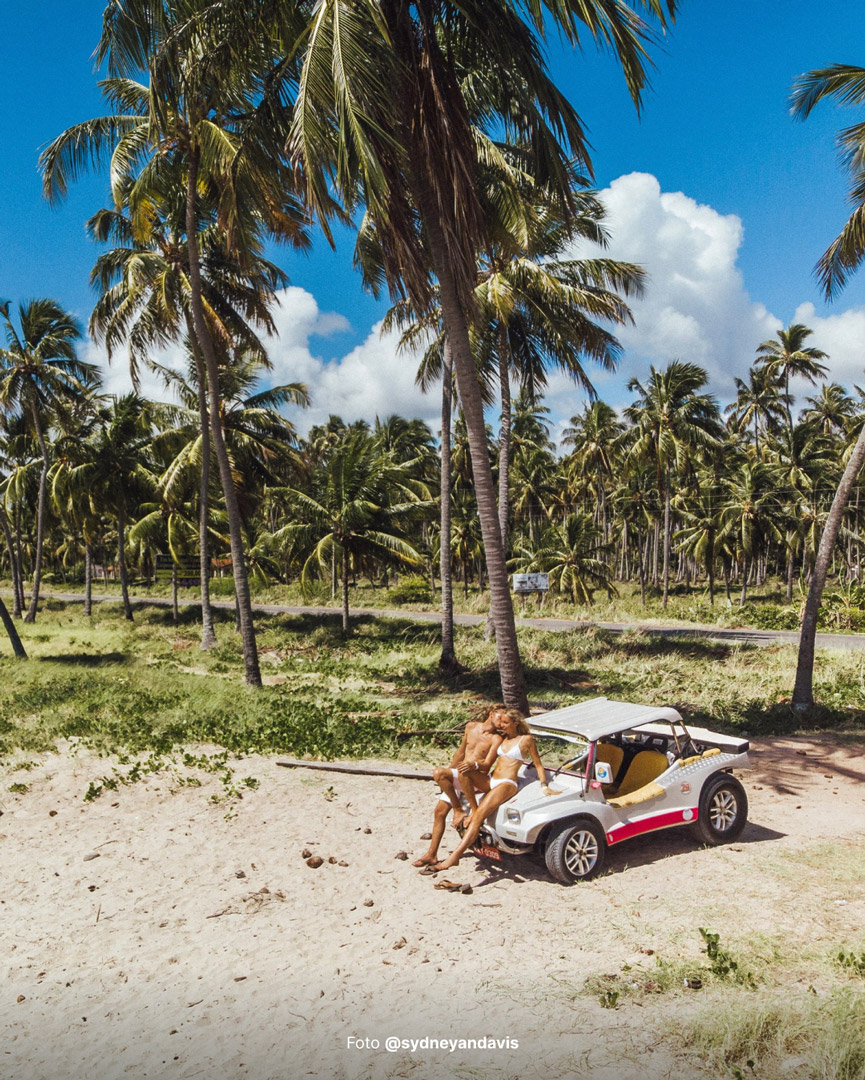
[413,800,450,866]
[434,766,465,827]
[455,770,489,831]
[434,784,515,871]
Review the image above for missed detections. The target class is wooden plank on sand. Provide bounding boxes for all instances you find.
[277,758,430,780]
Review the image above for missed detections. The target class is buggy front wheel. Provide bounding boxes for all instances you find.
[544,819,606,883]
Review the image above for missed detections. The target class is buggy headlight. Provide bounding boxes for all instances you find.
[505,808,521,824]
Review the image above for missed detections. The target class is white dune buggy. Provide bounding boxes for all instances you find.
[472,697,750,882]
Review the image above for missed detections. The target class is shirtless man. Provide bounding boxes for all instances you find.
[412,706,504,868]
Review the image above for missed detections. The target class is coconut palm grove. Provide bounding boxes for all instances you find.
[2,0,865,717]
[5,6,865,1080]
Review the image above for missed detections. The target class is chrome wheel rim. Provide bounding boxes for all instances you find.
[709,788,738,832]
[563,829,599,878]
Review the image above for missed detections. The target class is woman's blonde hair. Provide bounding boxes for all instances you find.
[498,706,530,735]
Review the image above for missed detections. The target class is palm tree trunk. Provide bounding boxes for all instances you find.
[341,545,350,635]
[25,405,49,623]
[739,556,749,607]
[786,546,795,605]
[0,597,26,658]
[428,245,528,712]
[497,329,511,549]
[793,424,865,706]
[485,332,513,643]
[662,469,671,609]
[652,518,660,587]
[185,145,260,686]
[84,542,93,617]
[172,564,179,625]
[117,505,133,621]
[186,322,217,650]
[0,506,22,618]
[439,342,457,673]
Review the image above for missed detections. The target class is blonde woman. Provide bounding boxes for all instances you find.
[432,708,558,871]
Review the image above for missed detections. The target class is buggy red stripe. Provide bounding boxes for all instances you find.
[606,807,698,845]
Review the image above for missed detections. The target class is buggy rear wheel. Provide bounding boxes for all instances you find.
[694,775,748,845]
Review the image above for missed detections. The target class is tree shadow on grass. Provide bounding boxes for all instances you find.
[39,651,131,666]
[136,605,237,628]
[258,611,442,650]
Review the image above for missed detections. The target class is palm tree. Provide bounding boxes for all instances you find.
[754,324,828,434]
[801,382,857,435]
[719,461,783,606]
[624,361,722,608]
[563,400,624,538]
[472,187,644,554]
[790,62,865,704]
[511,512,614,606]
[725,366,786,458]
[40,1,308,685]
[275,431,432,633]
[86,186,290,649]
[286,0,677,711]
[0,299,98,622]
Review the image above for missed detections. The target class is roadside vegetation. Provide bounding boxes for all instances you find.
[1,602,862,768]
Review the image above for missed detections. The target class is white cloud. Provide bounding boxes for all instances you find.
[81,180,865,443]
[569,172,781,403]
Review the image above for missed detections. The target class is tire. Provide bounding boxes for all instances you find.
[694,775,748,846]
[544,818,606,883]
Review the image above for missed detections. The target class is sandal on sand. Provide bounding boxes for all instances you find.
[433,879,463,891]
[417,865,440,876]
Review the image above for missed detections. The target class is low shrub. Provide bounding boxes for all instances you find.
[386,576,432,605]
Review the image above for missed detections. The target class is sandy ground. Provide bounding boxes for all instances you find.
[1,736,864,1080]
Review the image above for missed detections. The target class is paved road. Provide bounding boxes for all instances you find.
[36,591,865,652]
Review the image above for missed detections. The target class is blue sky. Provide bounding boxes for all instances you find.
[3,1,865,434]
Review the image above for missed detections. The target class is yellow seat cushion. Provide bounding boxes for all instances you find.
[608,781,665,809]
[614,749,669,797]
[595,741,625,779]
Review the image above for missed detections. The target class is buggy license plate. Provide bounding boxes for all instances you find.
[472,843,501,861]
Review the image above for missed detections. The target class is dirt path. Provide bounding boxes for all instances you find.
[37,590,865,651]
[1,736,863,1080]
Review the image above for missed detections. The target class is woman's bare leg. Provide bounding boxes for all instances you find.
[434,784,515,870]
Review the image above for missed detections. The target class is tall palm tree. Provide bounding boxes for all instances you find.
[40,0,309,685]
[86,186,290,649]
[0,299,98,622]
[725,366,786,458]
[719,461,783,606]
[754,324,828,434]
[563,400,624,539]
[68,395,156,620]
[286,0,678,712]
[789,63,865,705]
[624,361,722,608]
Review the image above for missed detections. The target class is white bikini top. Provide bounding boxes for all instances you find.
[497,736,532,765]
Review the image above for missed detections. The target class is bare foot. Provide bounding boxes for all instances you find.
[412,854,437,867]
[433,857,458,872]
[451,810,466,831]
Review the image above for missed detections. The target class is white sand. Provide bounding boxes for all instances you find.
[1,737,864,1080]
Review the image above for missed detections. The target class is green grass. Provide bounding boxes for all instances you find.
[684,987,865,1079]
[0,599,862,763]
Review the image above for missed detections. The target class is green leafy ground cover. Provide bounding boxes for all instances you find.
[0,600,862,763]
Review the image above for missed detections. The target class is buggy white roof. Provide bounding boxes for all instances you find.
[529,697,684,742]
